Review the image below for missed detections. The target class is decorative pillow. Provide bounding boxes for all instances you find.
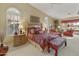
[39,31,43,34]
[34,27,41,34]
[30,29,35,34]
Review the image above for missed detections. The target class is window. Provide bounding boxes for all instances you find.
[44,17,49,28]
[6,8,20,35]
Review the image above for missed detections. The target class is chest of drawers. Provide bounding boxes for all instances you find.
[13,34,27,47]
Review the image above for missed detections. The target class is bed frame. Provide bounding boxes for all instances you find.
[27,23,67,56]
[27,23,44,52]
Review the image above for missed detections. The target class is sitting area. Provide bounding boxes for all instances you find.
[63,30,74,37]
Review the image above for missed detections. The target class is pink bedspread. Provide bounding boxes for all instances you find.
[28,32,60,50]
[50,32,61,36]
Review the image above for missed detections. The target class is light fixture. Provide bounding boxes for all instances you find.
[19,24,23,29]
[58,26,61,29]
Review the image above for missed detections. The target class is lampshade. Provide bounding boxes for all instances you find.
[19,24,23,29]
[58,26,61,28]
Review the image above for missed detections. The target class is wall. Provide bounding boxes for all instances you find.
[0,3,55,31]
[0,3,55,45]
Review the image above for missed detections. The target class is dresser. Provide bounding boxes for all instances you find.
[13,34,27,47]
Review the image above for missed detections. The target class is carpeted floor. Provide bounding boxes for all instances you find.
[5,35,79,56]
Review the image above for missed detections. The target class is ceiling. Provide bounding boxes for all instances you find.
[30,3,79,20]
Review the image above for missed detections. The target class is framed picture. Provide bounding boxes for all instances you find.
[30,16,40,23]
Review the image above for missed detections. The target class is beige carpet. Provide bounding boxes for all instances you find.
[5,35,79,56]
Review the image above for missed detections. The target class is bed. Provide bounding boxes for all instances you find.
[50,29,61,36]
[27,29,49,51]
[27,23,47,51]
[27,24,67,56]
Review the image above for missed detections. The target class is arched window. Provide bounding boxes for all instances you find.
[6,8,20,35]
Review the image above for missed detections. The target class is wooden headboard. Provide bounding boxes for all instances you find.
[30,16,40,23]
[28,23,42,27]
[27,23,42,34]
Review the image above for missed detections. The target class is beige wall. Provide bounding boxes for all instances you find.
[0,3,55,44]
[0,3,54,31]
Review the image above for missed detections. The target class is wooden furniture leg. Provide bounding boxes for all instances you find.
[47,45,50,53]
[65,41,67,46]
[55,48,58,56]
